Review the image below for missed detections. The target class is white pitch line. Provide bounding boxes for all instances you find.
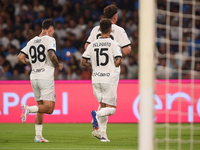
[0,131,130,133]
[0,148,135,150]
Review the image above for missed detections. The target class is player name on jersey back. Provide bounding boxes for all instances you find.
[33,39,41,44]
[93,42,111,47]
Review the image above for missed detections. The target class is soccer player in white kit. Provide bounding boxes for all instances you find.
[81,18,122,142]
[84,4,131,139]
[17,19,63,142]
[85,4,131,54]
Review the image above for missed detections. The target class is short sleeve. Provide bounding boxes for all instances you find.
[47,37,56,53]
[82,44,91,59]
[117,28,131,48]
[86,26,99,44]
[20,45,29,57]
[112,42,122,58]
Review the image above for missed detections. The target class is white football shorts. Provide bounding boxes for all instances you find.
[92,83,117,106]
[31,79,55,102]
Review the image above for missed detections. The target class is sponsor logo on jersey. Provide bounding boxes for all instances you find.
[92,72,110,77]
[53,43,56,48]
[32,68,45,73]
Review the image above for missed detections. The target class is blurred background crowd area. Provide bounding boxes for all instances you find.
[0,0,199,80]
[156,0,200,79]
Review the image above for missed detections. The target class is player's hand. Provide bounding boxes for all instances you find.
[58,63,63,71]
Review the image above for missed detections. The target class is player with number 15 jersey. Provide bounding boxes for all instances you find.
[21,36,56,80]
[83,38,122,85]
[82,19,122,142]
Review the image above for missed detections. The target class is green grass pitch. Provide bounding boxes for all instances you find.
[0,123,136,150]
[0,123,200,150]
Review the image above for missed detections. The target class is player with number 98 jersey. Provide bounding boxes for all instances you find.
[82,38,122,85]
[18,19,63,142]
[21,36,56,80]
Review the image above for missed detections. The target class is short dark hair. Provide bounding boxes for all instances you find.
[100,18,111,34]
[42,19,56,30]
[103,4,118,19]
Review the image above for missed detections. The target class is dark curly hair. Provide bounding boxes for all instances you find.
[100,18,112,34]
[42,19,56,30]
[103,5,118,19]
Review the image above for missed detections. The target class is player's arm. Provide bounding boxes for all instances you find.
[114,56,122,67]
[84,26,97,50]
[118,28,132,55]
[17,52,30,64]
[122,45,131,55]
[84,42,90,50]
[48,49,63,71]
[81,57,91,67]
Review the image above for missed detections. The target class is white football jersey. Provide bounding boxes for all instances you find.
[86,24,130,73]
[86,24,131,49]
[21,35,56,80]
[82,38,122,84]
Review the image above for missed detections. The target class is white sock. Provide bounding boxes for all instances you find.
[97,107,116,117]
[35,124,42,139]
[28,106,38,113]
[97,104,101,111]
[99,116,108,137]
[97,105,101,130]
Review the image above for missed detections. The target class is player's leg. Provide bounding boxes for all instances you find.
[91,83,102,139]
[93,83,102,131]
[28,100,55,114]
[97,103,116,117]
[34,101,45,142]
[91,105,102,139]
[35,80,55,142]
[37,100,55,114]
[34,100,53,142]
[97,102,116,142]
[21,79,55,142]
[99,115,108,142]
[96,84,117,117]
[21,99,54,123]
[96,83,117,142]
[21,79,55,123]
[21,80,39,123]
